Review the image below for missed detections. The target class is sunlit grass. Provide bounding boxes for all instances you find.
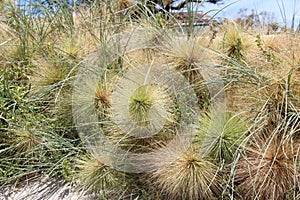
[197,111,248,163]
[1,0,300,199]
[151,148,222,199]
[234,112,300,199]
[74,154,124,195]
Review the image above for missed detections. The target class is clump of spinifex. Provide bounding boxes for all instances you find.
[128,84,170,127]
[197,112,248,164]
[105,82,178,153]
[150,148,222,200]
[110,64,180,140]
[234,113,300,199]
[74,154,124,195]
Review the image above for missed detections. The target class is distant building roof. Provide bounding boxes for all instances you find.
[171,12,217,26]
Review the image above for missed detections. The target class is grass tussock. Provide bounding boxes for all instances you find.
[197,112,248,163]
[234,113,300,199]
[74,154,123,194]
[151,149,222,200]
[162,35,212,85]
[216,21,256,63]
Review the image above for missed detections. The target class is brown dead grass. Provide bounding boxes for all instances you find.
[235,113,300,200]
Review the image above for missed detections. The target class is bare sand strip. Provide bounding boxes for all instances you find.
[0,177,98,200]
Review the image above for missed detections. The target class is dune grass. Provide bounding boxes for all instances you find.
[0,0,300,199]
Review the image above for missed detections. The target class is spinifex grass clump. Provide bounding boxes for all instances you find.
[129,85,155,126]
[105,79,177,152]
[161,35,215,109]
[151,148,222,200]
[162,35,210,84]
[110,64,179,139]
[94,76,118,119]
[30,53,78,98]
[5,129,39,154]
[234,113,300,199]
[95,80,112,110]
[74,154,124,195]
[197,112,248,163]
[128,84,170,127]
[217,21,254,63]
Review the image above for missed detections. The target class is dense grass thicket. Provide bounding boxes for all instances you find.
[0,1,300,199]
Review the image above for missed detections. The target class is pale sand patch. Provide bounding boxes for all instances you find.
[0,177,98,200]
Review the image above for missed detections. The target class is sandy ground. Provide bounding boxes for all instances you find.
[0,177,98,200]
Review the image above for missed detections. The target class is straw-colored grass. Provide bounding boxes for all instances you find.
[215,21,256,63]
[74,154,123,194]
[162,35,211,84]
[234,113,300,199]
[151,148,222,200]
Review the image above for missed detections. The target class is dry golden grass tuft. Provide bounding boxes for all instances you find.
[56,35,86,59]
[94,72,120,119]
[30,59,74,94]
[117,20,168,68]
[94,82,112,116]
[261,33,300,65]
[162,35,212,84]
[4,129,40,155]
[214,21,257,63]
[234,113,300,199]
[159,33,217,109]
[151,148,222,200]
[74,154,123,194]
